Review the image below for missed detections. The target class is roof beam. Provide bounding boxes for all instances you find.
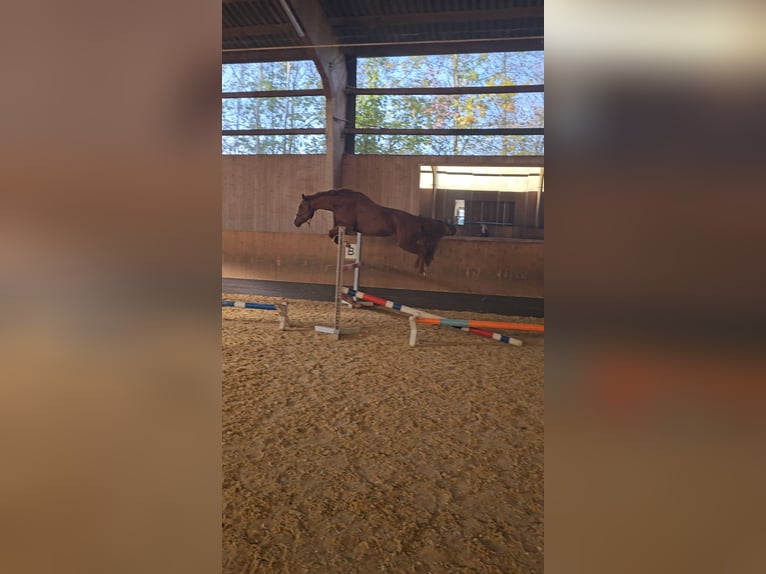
[223,36,543,64]
[347,85,544,96]
[283,0,347,188]
[222,46,314,63]
[328,7,544,27]
[280,0,344,95]
[223,128,324,136]
[347,128,544,136]
[348,37,544,58]
[222,89,324,98]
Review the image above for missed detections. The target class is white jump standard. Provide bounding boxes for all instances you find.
[221,300,289,330]
[315,226,361,340]
[341,232,373,308]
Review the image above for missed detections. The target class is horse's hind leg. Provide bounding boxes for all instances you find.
[413,248,429,276]
[414,254,424,273]
[418,242,439,276]
[424,246,436,267]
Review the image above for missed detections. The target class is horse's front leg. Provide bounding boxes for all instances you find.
[412,238,429,276]
[327,213,341,244]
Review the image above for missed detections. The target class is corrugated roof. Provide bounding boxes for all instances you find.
[223,0,543,63]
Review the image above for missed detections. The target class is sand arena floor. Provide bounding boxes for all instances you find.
[222,294,544,573]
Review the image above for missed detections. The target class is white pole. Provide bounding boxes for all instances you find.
[535,168,544,228]
[277,302,289,330]
[353,232,362,291]
[332,226,345,330]
[315,226,360,340]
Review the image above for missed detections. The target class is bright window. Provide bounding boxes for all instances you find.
[420,165,544,239]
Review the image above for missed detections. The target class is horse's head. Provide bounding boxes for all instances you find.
[293,194,315,227]
[444,222,458,236]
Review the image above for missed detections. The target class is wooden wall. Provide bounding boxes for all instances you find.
[223,154,544,299]
[223,232,543,298]
[222,154,332,233]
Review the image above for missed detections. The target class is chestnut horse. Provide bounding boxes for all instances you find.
[293,188,456,275]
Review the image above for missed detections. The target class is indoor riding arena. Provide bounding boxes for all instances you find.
[222,1,544,572]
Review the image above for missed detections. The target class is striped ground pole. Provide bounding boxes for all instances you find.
[222,300,276,310]
[416,317,544,333]
[222,300,289,330]
[342,287,523,347]
[342,287,431,317]
[457,326,524,344]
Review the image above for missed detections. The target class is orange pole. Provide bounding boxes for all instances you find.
[416,317,544,332]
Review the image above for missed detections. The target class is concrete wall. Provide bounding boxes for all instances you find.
[223,154,544,299]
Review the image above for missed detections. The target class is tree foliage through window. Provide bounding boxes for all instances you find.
[222,61,325,154]
[222,52,543,156]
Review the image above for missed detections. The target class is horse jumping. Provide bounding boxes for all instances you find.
[293,188,456,275]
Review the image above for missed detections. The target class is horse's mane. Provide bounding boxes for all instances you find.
[305,188,358,201]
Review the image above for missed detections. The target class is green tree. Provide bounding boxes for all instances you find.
[222,61,325,154]
[355,59,387,153]
[223,52,544,156]
[353,52,544,155]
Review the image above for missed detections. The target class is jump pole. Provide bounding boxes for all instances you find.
[408,315,523,347]
[315,226,361,340]
[341,287,522,347]
[415,317,544,333]
[221,300,289,330]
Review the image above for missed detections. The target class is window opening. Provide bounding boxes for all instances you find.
[420,165,544,239]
